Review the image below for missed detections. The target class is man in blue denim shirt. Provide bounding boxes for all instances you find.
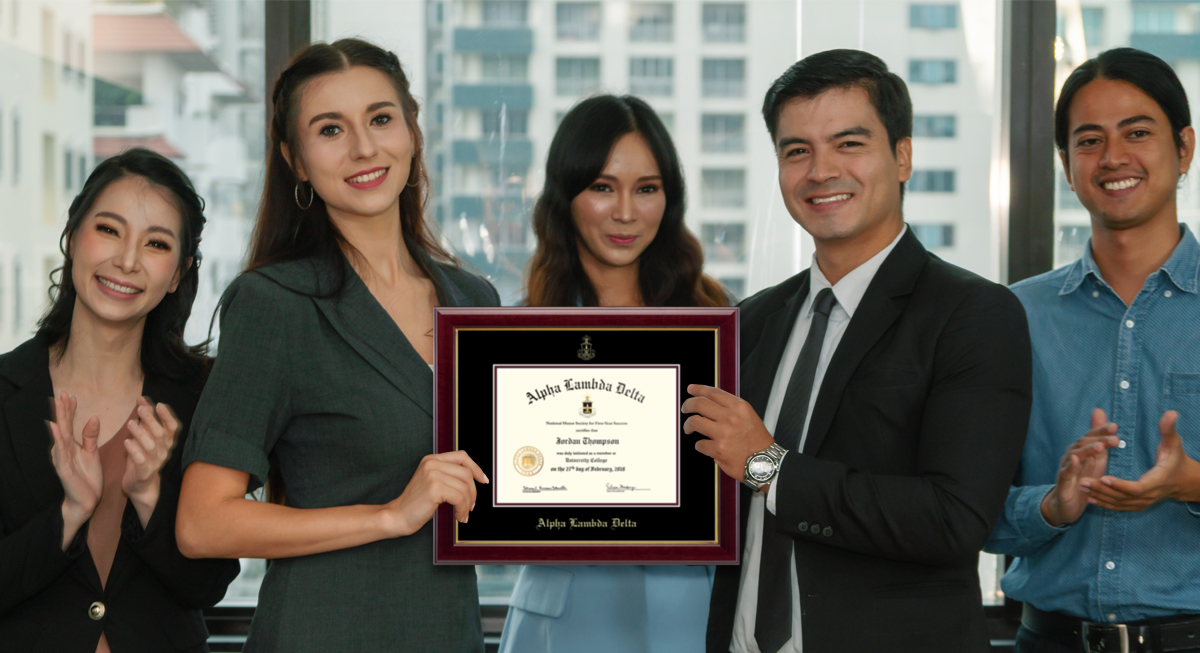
[985,48,1200,653]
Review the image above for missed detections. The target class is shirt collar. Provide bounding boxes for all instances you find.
[1059,223,1200,296]
[808,225,908,318]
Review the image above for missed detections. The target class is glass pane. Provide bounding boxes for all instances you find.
[168,0,1016,614]
[311,0,800,605]
[0,0,266,600]
[792,0,1006,605]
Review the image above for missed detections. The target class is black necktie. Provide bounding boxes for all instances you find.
[755,287,837,653]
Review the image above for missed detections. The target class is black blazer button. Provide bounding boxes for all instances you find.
[798,522,808,532]
[88,601,105,621]
[822,526,833,537]
[810,524,820,534]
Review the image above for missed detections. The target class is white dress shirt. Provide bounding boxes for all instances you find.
[729,227,906,653]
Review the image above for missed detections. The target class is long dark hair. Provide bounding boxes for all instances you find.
[37,147,208,381]
[525,95,727,307]
[251,39,455,504]
[1056,47,1191,169]
[246,38,455,296]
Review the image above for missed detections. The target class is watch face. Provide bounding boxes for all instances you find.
[748,455,775,481]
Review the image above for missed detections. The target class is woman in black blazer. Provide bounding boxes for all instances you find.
[0,148,239,653]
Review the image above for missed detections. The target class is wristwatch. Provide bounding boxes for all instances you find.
[743,443,787,491]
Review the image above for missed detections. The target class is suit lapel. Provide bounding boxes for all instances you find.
[801,229,926,457]
[741,271,810,418]
[312,271,436,418]
[103,374,182,598]
[1,340,61,508]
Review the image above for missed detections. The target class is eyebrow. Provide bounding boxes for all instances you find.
[777,126,873,148]
[94,211,178,238]
[597,174,663,182]
[1072,115,1157,136]
[308,101,400,126]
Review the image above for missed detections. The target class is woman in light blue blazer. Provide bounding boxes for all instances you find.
[499,95,732,653]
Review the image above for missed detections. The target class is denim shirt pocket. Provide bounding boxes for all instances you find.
[1163,372,1200,462]
[1166,373,1200,396]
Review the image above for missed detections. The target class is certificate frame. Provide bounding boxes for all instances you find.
[432,307,740,565]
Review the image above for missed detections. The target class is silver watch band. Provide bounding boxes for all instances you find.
[743,443,788,491]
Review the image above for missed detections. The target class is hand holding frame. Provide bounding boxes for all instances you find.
[682,384,774,484]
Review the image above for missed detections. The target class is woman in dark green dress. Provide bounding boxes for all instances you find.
[175,39,495,652]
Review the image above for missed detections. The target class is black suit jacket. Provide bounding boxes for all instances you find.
[0,336,240,653]
[707,229,1032,653]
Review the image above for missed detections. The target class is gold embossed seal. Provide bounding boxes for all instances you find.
[513,446,544,476]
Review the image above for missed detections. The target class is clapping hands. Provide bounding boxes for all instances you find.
[123,397,182,525]
[1042,408,1200,526]
[1040,408,1120,526]
[48,392,103,549]
[48,393,182,547]
[1080,410,1200,511]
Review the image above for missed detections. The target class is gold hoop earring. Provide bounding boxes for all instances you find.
[294,183,315,210]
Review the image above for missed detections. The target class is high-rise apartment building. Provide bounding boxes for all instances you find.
[413,0,798,303]
[0,0,93,354]
[797,1,1005,283]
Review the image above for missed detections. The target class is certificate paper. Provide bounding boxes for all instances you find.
[493,365,680,507]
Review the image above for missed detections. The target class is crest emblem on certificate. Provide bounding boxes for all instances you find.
[580,395,595,418]
[513,446,544,476]
[577,335,596,361]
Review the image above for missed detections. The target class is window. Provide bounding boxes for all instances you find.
[908,169,956,192]
[556,57,601,96]
[718,276,745,298]
[909,59,956,84]
[912,115,956,138]
[909,4,957,29]
[13,260,20,331]
[630,3,672,42]
[482,108,528,136]
[62,30,71,76]
[657,113,673,132]
[1056,225,1091,268]
[910,224,955,248]
[1133,7,1176,34]
[75,40,85,84]
[1082,7,1104,47]
[42,133,55,223]
[701,114,745,153]
[700,223,746,262]
[481,54,528,82]
[12,111,18,184]
[482,1,528,27]
[1058,174,1085,210]
[41,8,54,101]
[629,57,673,97]
[701,169,745,208]
[702,3,745,43]
[556,2,600,41]
[702,59,745,98]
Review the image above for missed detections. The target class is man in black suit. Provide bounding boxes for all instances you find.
[683,50,1033,653]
